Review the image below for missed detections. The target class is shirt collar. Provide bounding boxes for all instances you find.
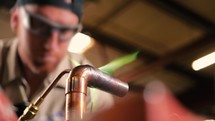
[7,38,23,82]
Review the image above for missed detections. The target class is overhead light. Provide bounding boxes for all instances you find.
[192,51,215,71]
[68,32,94,54]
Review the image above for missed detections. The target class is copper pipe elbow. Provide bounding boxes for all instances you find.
[68,64,129,97]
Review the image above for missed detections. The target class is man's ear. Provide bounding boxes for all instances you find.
[10,7,19,33]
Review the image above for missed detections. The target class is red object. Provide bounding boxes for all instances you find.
[0,89,17,121]
[88,81,206,121]
[143,81,204,121]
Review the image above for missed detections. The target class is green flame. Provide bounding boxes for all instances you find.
[99,51,139,75]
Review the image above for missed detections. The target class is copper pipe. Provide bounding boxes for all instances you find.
[65,65,129,121]
[65,72,87,121]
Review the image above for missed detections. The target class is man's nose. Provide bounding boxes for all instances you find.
[44,30,59,50]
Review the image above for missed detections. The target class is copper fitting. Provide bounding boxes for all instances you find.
[65,65,129,121]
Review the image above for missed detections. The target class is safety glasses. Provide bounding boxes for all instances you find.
[21,7,82,41]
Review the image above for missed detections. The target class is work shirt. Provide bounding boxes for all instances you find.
[0,38,114,121]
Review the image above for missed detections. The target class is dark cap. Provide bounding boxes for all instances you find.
[16,0,84,20]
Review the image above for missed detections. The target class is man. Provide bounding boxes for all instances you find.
[0,0,114,120]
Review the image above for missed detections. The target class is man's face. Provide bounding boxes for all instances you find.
[13,5,80,74]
